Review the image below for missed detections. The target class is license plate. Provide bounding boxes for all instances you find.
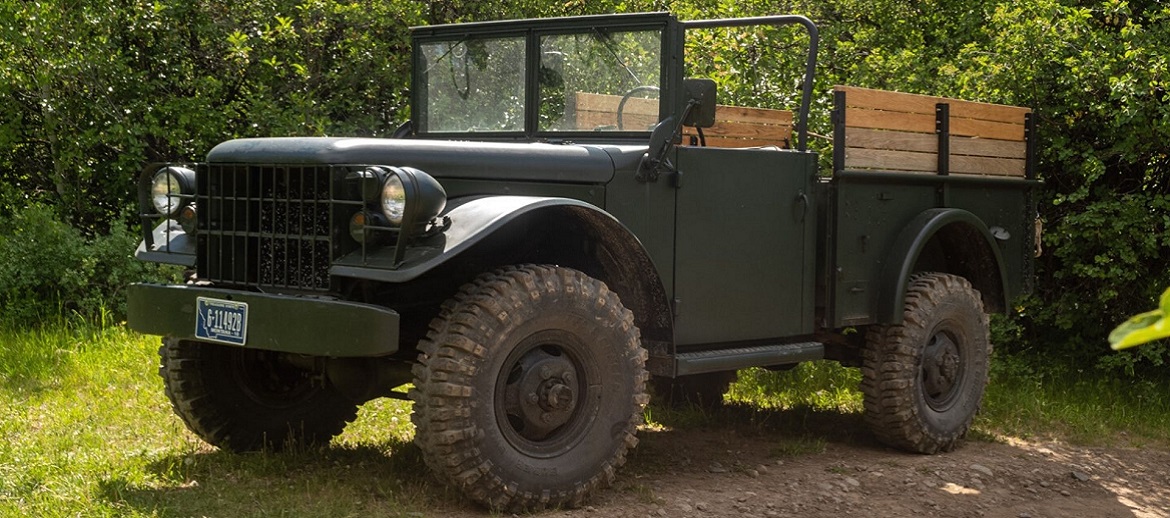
[195,297,249,346]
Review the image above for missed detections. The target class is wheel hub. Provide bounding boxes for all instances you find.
[922,331,962,408]
[505,347,581,441]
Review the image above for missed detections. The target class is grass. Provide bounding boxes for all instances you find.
[4,319,1170,516]
[0,320,448,517]
[977,352,1170,447]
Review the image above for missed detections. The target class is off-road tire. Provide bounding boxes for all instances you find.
[410,265,649,511]
[159,338,358,452]
[861,273,990,454]
[651,371,736,409]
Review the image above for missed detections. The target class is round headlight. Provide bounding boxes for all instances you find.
[149,166,194,217]
[381,174,407,226]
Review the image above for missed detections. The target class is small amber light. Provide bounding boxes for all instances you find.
[178,205,197,234]
[349,211,367,243]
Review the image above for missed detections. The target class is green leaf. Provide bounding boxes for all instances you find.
[1109,308,1170,350]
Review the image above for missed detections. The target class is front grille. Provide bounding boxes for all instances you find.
[197,164,336,292]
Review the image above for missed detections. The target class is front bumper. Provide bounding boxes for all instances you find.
[127,284,399,357]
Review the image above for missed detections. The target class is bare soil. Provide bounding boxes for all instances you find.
[436,408,1170,518]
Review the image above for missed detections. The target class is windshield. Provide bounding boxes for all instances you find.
[419,36,527,132]
[416,27,663,135]
[538,30,662,132]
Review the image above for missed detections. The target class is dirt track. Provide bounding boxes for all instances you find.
[436,411,1170,517]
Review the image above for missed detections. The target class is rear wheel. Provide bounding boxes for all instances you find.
[410,265,648,511]
[159,339,358,452]
[860,273,990,453]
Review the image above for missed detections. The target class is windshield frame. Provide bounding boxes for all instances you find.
[411,12,682,142]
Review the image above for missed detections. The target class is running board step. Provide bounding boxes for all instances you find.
[674,342,824,376]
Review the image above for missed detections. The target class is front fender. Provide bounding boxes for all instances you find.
[331,195,675,369]
[331,196,618,283]
[877,208,1008,324]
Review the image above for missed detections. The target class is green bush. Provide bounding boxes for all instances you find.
[0,204,176,327]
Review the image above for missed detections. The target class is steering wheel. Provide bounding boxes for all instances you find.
[616,85,660,130]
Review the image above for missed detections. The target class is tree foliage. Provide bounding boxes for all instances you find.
[1,0,1168,372]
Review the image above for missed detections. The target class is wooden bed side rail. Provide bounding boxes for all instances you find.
[569,92,793,148]
[832,85,1035,178]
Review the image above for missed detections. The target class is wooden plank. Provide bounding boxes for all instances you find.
[834,85,1031,123]
[572,111,657,131]
[572,92,659,116]
[836,86,938,115]
[845,128,937,153]
[950,136,1026,159]
[844,108,936,133]
[950,102,1031,125]
[950,117,1026,141]
[843,147,937,172]
[712,105,793,125]
[691,120,790,141]
[950,155,1026,177]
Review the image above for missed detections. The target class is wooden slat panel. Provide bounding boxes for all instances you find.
[950,136,1026,159]
[572,91,793,147]
[950,155,1026,177]
[844,108,936,133]
[834,85,1031,123]
[845,128,937,153]
[844,148,937,172]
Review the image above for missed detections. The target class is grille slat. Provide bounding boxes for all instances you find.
[198,164,334,292]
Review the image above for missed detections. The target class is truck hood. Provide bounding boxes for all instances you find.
[206,137,645,184]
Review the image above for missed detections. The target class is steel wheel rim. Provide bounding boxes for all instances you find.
[229,349,317,409]
[495,329,599,458]
[920,326,965,411]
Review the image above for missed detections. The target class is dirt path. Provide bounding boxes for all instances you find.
[436,412,1170,517]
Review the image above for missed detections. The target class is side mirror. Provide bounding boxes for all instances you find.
[682,78,717,128]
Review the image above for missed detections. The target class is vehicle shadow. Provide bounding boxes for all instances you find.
[95,439,472,517]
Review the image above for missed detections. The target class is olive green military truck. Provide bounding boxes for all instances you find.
[127,12,1038,511]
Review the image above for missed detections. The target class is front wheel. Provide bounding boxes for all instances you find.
[410,265,648,511]
[159,339,358,452]
[860,273,991,454]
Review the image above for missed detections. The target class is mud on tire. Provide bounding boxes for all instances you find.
[159,339,358,452]
[410,265,649,511]
[860,273,991,454]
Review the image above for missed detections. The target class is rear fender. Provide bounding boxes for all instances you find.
[878,208,1008,324]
